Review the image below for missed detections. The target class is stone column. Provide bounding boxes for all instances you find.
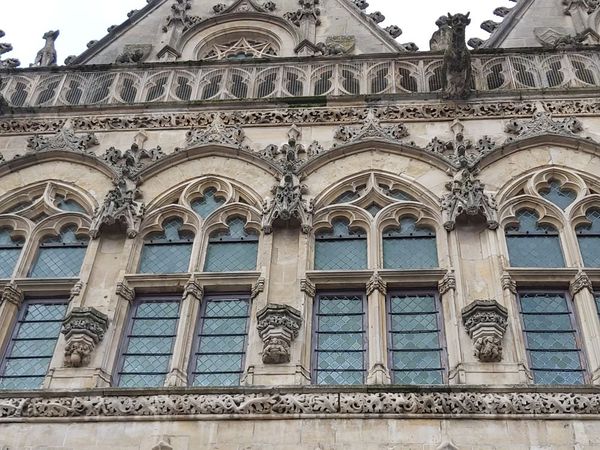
[165,279,203,387]
[365,271,391,384]
[569,271,600,383]
[0,284,23,347]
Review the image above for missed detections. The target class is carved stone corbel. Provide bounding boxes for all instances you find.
[570,270,593,296]
[256,304,302,364]
[251,277,266,300]
[501,272,517,295]
[116,281,136,303]
[183,279,203,301]
[366,271,387,296]
[438,270,457,295]
[300,278,316,298]
[462,300,508,363]
[1,283,23,308]
[61,307,109,368]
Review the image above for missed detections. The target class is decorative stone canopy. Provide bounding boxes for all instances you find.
[61,307,109,368]
[256,303,302,364]
[462,300,508,363]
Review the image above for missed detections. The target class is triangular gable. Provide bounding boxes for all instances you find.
[70,0,416,66]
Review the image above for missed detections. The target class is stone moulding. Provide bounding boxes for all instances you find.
[2,388,600,420]
[256,304,302,364]
[462,300,508,363]
[61,307,109,368]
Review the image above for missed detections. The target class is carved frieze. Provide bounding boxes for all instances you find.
[256,304,302,364]
[26,120,99,153]
[1,390,600,419]
[61,307,109,368]
[183,115,249,150]
[505,112,585,143]
[441,168,499,231]
[462,300,508,363]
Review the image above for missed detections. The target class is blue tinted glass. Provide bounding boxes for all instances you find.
[539,180,576,210]
[204,219,258,272]
[506,210,563,268]
[315,220,367,270]
[192,298,250,387]
[314,295,366,385]
[334,190,361,204]
[0,302,67,390]
[388,294,443,385]
[0,230,24,278]
[519,293,584,385]
[30,246,86,278]
[117,300,180,388]
[55,195,86,213]
[139,243,192,274]
[383,237,437,269]
[577,210,600,267]
[191,188,225,218]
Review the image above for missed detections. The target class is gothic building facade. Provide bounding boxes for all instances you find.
[1,0,600,448]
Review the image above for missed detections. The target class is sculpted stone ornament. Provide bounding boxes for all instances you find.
[214,0,276,14]
[115,44,152,64]
[563,0,600,14]
[61,307,109,368]
[262,128,313,234]
[505,112,585,143]
[0,30,20,69]
[334,109,409,145]
[442,167,499,231]
[30,30,59,67]
[1,283,23,308]
[184,115,250,150]
[430,16,452,51]
[316,36,356,55]
[26,120,99,153]
[285,0,321,27]
[442,13,473,100]
[163,0,201,32]
[570,270,593,296]
[256,304,302,364]
[462,300,508,363]
[102,140,165,181]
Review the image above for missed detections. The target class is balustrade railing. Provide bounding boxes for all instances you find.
[1,50,599,109]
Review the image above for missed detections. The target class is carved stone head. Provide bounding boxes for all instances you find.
[447,12,471,29]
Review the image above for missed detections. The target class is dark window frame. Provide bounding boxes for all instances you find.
[311,291,368,385]
[386,289,448,385]
[516,289,589,384]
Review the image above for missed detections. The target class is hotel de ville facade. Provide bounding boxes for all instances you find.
[3,0,600,447]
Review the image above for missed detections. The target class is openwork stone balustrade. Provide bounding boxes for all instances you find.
[2,49,600,109]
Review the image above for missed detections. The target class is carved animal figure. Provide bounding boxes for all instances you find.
[32,30,60,67]
[441,13,472,100]
[429,16,451,51]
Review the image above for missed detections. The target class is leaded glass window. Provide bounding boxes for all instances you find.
[55,195,86,213]
[29,225,89,278]
[313,294,367,385]
[366,203,383,217]
[0,300,67,390]
[519,292,586,385]
[190,296,250,386]
[0,228,24,278]
[191,188,225,219]
[204,218,258,272]
[314,219,367,270]
[333,189,363,204]
[388,293,444,384]
[383,218,438,269]
[116,297,180,388]
[576,209,600,267]
[139,218,194,274]
[381,186,414,201]
[505,210,564,268]
[539,180,576,210]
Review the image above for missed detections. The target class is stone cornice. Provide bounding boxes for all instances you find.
[1,387,600,420]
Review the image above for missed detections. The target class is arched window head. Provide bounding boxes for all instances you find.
[505,210,564,268]
[576,208,600,267]
[191,188,225,219]
[204,217,258,272]
[0,228,24,278]
[203,38,278,60]
[383,217,438,269]
[29,225,89,278]
[539,180,576,210]
[315,219,367,271]
[139,218,194,274]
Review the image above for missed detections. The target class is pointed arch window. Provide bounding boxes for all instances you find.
[55,195,86,213]
[191,188,225,219]
[29,225,89,278]
[204,218,258,272]
[0,228,24,278]
[139,218,194,274]
[383,218,438,269]
[539,180,576,210]
[315,219,367,271]
[505,210,564,268]
[576,208,600,267]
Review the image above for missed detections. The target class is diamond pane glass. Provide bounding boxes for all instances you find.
[139,219,193,274]
[539,180,576,210]
[29,226,88,278]
[0,229,24,278]
[204,219,258,272]
[383,218,437,269]
[334,190,362,204]
[388,294,444,385]
[191,188,225,218]
[366,203,383,216]
[506,211,564,268]
[315,220,367,270]
[381,187,414,201]
[0,301,67,390]
[117,299,180,388]
[519,293,585,385]
[577,210,600,267]
[314,295,366,385]
[191,297,250,387]
[55,195,86,213]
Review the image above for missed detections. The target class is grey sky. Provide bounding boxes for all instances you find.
[1,1,514,66]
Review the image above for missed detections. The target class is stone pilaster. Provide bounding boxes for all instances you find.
[462,300,508,363]
[366,271,391,384]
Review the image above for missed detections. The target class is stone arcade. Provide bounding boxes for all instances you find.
[2,0,600,448]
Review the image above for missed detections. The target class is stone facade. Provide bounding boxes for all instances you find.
[1,0,600,448]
